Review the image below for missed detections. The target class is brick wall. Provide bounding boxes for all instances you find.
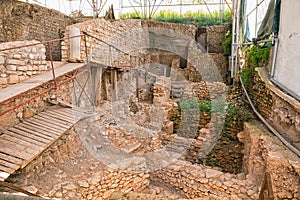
[0,0,74,60]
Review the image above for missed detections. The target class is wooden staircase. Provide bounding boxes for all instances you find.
[0,106,88,180]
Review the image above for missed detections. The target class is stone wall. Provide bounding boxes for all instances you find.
[0,0,73,60]
[0,40,49,88]
[62,19,197,64]
[0,67,76,132]
[79,167,149,200]
[251,68,300,150]
[152,121,300,200]
[196,25,230,54]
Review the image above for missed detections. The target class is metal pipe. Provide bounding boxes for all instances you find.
[239,76,300,157]
[234,0,241,76]
[255,0,258,37]
[270,37,279,79]
[270,78,300,102]
[0,68,87,117]
[242,38,272,46]
[230,0,237,78]
[0,35,84,52]
[47,42,57,89]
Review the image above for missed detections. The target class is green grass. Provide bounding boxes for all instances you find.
[120,9,232,27]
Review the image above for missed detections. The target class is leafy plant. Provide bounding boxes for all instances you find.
[222,29,232,56]
[240,45,271,89]
[247,45,271,68]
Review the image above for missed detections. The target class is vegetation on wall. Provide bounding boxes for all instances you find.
[120,10,232,27]
[240,45,271,89]
[221,29,232,56]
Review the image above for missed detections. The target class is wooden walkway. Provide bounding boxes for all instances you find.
[0,106,87,180]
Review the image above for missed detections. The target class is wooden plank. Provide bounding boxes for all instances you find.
[23,120,62,136]
[0,144,32,161]
[0,138,37,155]
[0,134,41,151]
[0,152,23,165]
[3,130,45,148]
[0,171,10,180]
[29,117,67,132]
[50,109,82,122]
[14,125,54,141]
[20,122,60,137]
[0,159,20,170]
[0,165,15,174]
[46,109,77,120]
[55,108,86,119]
[41,111,76,123]
[8,128,49,144]
[35,114,72,128]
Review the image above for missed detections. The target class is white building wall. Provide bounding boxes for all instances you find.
[274,0,300,98]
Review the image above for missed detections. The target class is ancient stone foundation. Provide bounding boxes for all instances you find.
[0,40,48,88]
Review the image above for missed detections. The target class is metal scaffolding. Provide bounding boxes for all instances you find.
[20,0,232,19]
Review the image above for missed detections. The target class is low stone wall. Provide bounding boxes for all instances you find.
[252,68,300,149]
[0,67,75,132]
[239,122,300,199]
[79,168,149,200]
[152,160,256,199]
[0,40,48,88]
[152,121,300,200]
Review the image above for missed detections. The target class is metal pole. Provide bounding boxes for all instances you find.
[234,0,240,76]
[47,42,57,89]
[231,0,237,79]
[255,0,258,37]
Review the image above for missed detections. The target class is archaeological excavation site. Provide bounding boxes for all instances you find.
[0,0,299,199]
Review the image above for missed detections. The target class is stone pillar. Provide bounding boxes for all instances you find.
[69,27,81,62]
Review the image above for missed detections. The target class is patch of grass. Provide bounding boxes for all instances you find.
[178,98,226,114]
[120,10,232,27]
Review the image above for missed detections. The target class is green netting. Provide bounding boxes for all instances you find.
[257,0,281,40]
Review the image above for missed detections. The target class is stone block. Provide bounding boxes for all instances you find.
[6,59,26,66]
[8,74,19,84]
[6,70,18,75]
[29,54,35,60]
[33,66,39,70]
[26,71,33,76]
[6,65,17,71]
[13,54,22,59]
[0,73,7,78]
[27,65,33,71]
[38,65,46,71]
[19,75,27,82]
[0,77,8,85]
[17,66,28,71]
[0,56,4,64]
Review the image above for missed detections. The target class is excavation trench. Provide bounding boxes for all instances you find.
[1,57,256,199]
